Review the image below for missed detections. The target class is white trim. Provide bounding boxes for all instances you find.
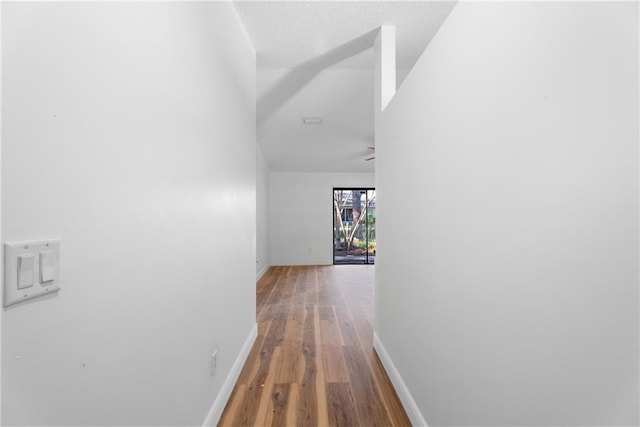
[373,332,428,427]
[202,323,258,427]
[256,264,270,282]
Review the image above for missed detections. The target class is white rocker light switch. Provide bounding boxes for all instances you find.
[17,254,35,290]
[39,251,58,283]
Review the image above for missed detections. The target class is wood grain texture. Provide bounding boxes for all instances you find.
[218,265,411,427]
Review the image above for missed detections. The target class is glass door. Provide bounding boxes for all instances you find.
[333,188,376,264]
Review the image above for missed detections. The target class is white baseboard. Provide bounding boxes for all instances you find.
[373,332,428,427]
[203,323,258,427]
[256,264,270,282]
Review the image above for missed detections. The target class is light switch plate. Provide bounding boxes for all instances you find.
[4,239,61,307]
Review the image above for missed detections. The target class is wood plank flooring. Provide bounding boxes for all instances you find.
[218,265,411,427]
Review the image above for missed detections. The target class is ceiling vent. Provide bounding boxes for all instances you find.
[302,118,322,125]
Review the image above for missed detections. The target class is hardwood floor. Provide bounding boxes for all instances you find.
[218,265,411,427]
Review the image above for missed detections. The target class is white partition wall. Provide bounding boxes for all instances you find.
[257,145,271,280]
[2,3,256,425]
[375,2,639,425]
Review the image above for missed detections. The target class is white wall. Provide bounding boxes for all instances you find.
[256,145,270,279]
[2,3,256,425]
[269,172,374,265]
[0,4,3,420]
[375,2,639,426]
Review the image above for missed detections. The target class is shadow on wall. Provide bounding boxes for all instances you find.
[257,29,379,127]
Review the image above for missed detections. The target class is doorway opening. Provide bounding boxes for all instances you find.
[333,188,376,265]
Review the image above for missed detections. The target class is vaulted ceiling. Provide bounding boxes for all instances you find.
[234,1,456,172]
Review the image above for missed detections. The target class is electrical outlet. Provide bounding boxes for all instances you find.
[210,349,218,377]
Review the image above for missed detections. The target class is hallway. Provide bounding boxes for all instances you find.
[3,2,637,425]
[219,266,410,426]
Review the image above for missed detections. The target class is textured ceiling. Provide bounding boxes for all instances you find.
[234,1,457,69]
[257,68,376,172]
[234,1,457,172]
